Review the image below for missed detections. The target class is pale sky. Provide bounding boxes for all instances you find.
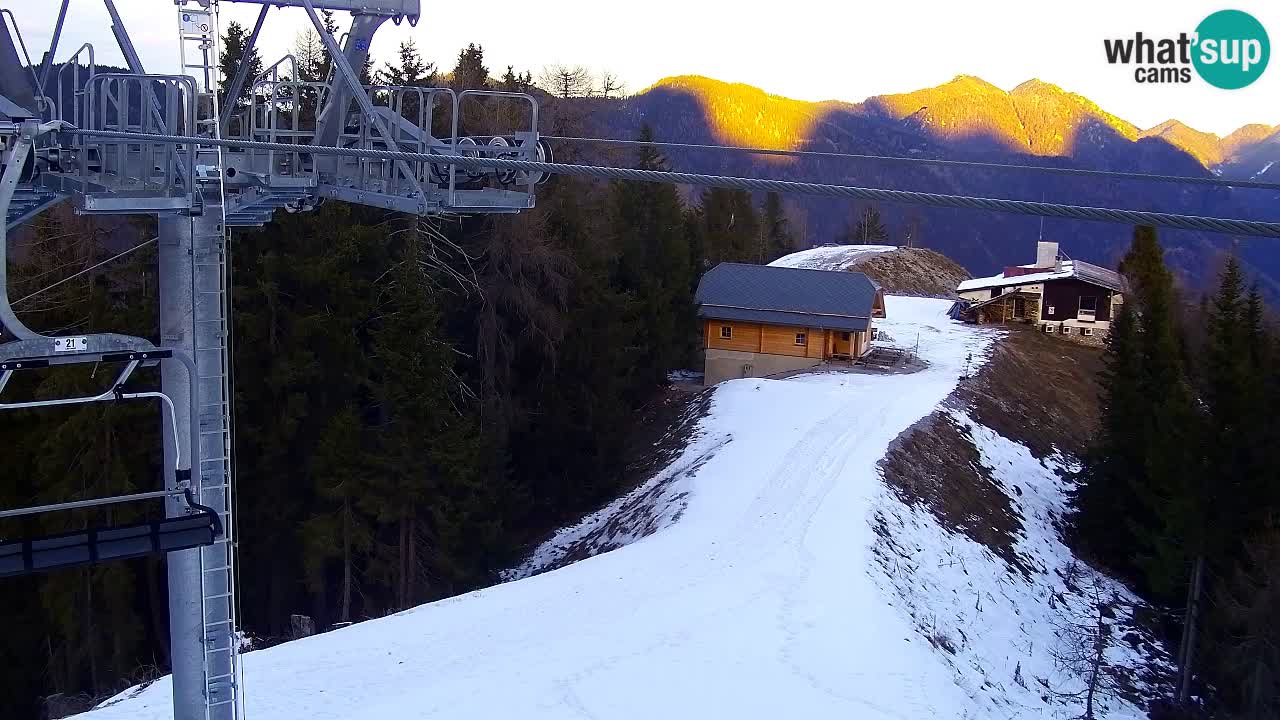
[15,0,1280,137]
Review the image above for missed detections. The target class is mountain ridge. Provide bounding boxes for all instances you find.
[645,73,1275,166]
[587,73,1280,300]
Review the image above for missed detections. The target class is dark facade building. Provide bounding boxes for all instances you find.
[955,242,1124,345]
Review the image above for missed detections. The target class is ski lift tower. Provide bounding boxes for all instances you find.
[0,2,546,719]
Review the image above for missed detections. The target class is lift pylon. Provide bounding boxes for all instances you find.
[1,2,543,720]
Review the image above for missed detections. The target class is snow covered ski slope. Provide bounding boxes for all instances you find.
[88,297,1152,720]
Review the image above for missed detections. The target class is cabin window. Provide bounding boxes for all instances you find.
[1061,326,1072,335]
[720,326,732,339]
[794,332,807,346]
[840,331,851,341]
[1079,296,1098,320]
[1012,297,1026,319]
[1083,328,1094,336]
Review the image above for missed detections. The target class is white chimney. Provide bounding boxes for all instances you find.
[1036,241,1059,268]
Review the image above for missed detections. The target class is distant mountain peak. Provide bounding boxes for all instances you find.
[942,74,1005,90]
[641,75,828,151]
[632,74,1271,169]
[1011,78,1064,95]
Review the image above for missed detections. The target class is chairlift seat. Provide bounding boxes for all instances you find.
[0,511,217,578]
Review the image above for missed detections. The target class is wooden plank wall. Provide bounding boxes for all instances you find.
[761,325,813,358]
[705,320,763,353]
[706,321,830,359]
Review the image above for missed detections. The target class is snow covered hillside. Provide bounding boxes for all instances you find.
[768,243,897,269]
[86,297,1159,720]
[770,245,971,297]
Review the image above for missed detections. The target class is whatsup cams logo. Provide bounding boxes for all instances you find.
[1103,9,1270,88]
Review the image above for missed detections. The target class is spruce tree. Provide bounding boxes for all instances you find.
[376,39,435,87]
[701,188,759,265]
[451,44,490,89]
[1116,228,1203,597]
[1072,299,1145,570]
[611,125,693,388]
[1071,226,1206,603]
[218,21,264,109]
[499,66,534,93]
[761,192,794,262]
[1202,256,1266,547]
[302,406,372,622]
[374,39,436,127]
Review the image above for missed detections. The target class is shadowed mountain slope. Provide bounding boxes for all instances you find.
[575,75,1279,299]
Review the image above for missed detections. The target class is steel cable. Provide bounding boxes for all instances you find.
[66,128,1280,238]
[546,135,1280,192]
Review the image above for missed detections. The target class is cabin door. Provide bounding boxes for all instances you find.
[834,331,852,357]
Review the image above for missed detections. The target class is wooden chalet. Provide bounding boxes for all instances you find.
[695,262,885,385]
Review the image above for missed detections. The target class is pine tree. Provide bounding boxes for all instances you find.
[376,39,435,87]
[1071,299,1145,570]
[1202,256,1265,543]
[218,21,264,109]
[374,39,436,126]
[499,66,534,93]
[451,44,489,90]
[760,192,794,262]
[1118,228,1210,704]
[0,206,163,705]
[302,407,373,623]
[366,228,483,605]
[611,125,694,389]
[700,188,759,265]
[1070,226,1206,599]
[319,10,341,81]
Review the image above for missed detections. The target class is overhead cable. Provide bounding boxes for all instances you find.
[546,135,1280,192]
[66,129,1280,238]
[12,236,158,307]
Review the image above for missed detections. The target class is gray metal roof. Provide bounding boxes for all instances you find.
[1071,260,1126,292]
[957,259,1125,294]
[695,262,878,332]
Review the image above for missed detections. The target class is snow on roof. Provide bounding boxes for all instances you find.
[957,266,1073,292]
[956,260,1123,293]
[768,244,898,271]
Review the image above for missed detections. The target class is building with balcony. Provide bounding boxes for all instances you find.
[954,242,1125,345]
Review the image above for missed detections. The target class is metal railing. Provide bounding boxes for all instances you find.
[83,73,196,196]
[238,80,542,210]
[55,43,95,127]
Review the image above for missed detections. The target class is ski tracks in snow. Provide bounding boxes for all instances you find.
[87,298,1001,720]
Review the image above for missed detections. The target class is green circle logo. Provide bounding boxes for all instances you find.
[1193,10,1270,89]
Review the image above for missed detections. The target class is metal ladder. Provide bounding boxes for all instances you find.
[180,8,240,719]
[193,202,238,719]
